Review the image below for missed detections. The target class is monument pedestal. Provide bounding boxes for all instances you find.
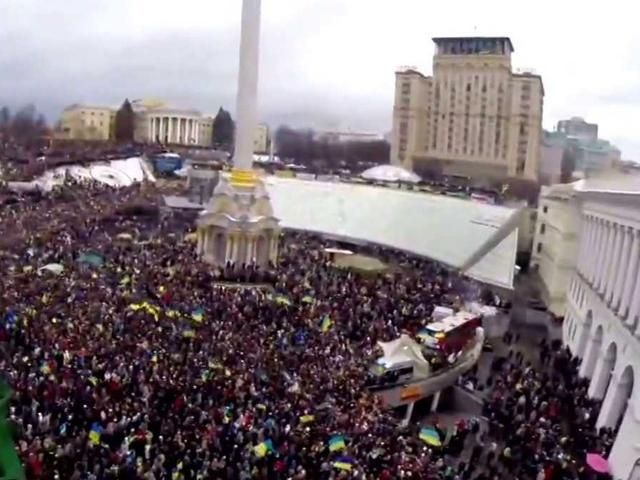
[197,169,280,268]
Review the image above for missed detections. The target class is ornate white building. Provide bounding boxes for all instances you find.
[563,175,640,479]
[196,170,280,267]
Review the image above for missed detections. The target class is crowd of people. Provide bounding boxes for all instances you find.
[468,337,615,480]
[1,178,476,479]
[0,161,618,479]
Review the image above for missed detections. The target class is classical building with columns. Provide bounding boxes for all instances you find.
[134,107,212,147]
[559,175,640,479]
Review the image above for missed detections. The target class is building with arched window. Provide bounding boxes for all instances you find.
[564,175,640,479]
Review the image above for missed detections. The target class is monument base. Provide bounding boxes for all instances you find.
[196,169,280,269]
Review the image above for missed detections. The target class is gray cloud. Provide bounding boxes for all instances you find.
[0,0,638,158]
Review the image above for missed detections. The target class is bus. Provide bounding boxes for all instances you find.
[417,312,481,364]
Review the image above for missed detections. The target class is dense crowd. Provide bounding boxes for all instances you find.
[1,180,472,479]
[469,337,615,480]
[0,168,618,479]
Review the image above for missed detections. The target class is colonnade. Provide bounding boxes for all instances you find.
[576,214,640,336]
[148,115,200,145]
[196,227,279,268]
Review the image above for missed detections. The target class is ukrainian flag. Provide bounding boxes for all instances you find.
[299,414,315,424]
[191,307,204,323]
[328,435,346,452]
[253,439,274,458]
[333,456,353,471]
[274,295,292,306]
[416,328,431,340]
[182,329,196,339]
[320,315,333,333]
[418,427,442,447]
[89,423,103,445]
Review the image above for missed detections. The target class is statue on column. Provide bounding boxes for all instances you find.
[195,0,280,279]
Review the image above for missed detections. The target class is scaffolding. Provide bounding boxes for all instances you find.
[0,381,24,480]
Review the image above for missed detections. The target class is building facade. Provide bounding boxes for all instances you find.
[390,37,544,181]
[56,104,115,141]
[558,116,598,142]
[539,130,566,185]
[134,108,209,146]
[314,130,384,144]
[561,178,640,479]
[530,184,580,315]
[539,117,622,184]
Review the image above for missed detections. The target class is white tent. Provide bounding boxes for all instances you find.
[361,165,420,183]
[377,334,431,378]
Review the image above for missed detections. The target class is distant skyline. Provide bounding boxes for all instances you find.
[1,0,637,159]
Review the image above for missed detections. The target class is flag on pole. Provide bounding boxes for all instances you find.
[299,414,315,424]
[253,439,274,458]
[333,456,354,471]
[320,315,333,333]
[328,435,346,452]
[89,423,103,445]
[191,307,204,323]
[419,427,442,447]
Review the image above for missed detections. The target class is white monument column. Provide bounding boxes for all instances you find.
[196,0,280,271]
[234,0,261,170]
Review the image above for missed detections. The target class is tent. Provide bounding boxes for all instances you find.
[360,165,420,183]
[376,334,431,379]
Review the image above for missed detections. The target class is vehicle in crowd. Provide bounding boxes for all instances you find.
[365,311,483,391]
[365,335,431,390]
[417,311,482,366]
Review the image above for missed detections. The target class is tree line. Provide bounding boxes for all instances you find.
[0,105,49,144]
[1,101,390,172]
[274,126,390,171]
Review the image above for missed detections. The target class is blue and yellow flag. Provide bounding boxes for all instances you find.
[419,427,442,447]
[299,414,315,424]
[253,439,274,458]
[191,307,204,323]
[328,435,346,452]
[333,456,353,471]
[320,315,333,333]
[89,423,103,445]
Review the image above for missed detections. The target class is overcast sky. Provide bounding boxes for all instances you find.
[1,0,638,159]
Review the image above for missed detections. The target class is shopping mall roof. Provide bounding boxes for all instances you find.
[264,177,521,290]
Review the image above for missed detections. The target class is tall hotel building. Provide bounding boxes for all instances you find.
[391,37,544,181]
